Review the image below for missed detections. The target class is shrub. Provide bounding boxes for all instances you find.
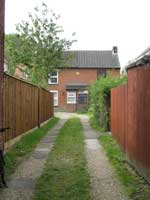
[89,74,127,131]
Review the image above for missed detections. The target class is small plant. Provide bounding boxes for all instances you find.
[89,74,127,131]
[77,108,88,114]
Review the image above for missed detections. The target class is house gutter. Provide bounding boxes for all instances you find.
[126,47,150,69]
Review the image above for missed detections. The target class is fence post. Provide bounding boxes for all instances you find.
[0,0,5,139]
[37,87,41,128]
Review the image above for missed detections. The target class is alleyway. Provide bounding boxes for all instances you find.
[0,119,67,200]
[81,118,127,200]
[0,113,128,200]
[56,112,127,200]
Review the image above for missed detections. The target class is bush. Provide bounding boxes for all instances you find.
[89,74,127,131]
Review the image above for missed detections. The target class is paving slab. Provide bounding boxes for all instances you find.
[0,119,66,200]
[55,112,128,199]
[80,117,128,200]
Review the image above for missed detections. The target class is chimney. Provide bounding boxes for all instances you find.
[112,46,118,54]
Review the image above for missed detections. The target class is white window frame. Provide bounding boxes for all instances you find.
[78,90,88,94]
[23,71,28,80]
[50,90,58,106]
[48,71,58,84]
[67,91,76,104]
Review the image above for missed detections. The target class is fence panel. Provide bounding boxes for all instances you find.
[2,74,53,142]
[111,65,150,183]
[39,88,54,124]
[111,84,128,151]
[127,66,150,170]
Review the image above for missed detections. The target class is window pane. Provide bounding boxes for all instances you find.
[67,92,76,104]
[48,72,58,84]
[50,71,57,76]
[68,93,76,97]
[54,99,58,106]
[50,78,57,83]
[68,97,75,102]
[78,94,88,104]
[53,93,57,98]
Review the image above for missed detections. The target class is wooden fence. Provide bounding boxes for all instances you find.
[111,64,150,183]
[111,84,128,151]
[2,73,53,142]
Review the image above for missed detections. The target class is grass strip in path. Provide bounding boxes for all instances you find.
[33,118,91,200]
[99,134,150,200]
[5,117,59,177]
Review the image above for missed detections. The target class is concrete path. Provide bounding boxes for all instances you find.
[56,112,128,200]
[0,112,128,200]
[80,117,128,200]
[0,119,66,200]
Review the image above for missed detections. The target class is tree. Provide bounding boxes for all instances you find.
[5,3,76,87]
[5,34,22,74]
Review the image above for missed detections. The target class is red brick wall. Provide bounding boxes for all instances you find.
[48,68,120,112]
[107,69,120,77]
[48,68,97,112]
[15,67,24,78]
[15,65,28,80]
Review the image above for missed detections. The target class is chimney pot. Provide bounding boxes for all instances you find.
[113,46,118,54]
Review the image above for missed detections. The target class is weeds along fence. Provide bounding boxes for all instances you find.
[2,73,53,143]
[111,64,150,183]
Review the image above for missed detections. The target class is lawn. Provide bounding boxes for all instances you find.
[5,117,59,177]
[99,134,150,200]
[33,118,91,200]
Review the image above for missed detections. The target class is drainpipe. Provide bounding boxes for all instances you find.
[75,90,78,112]
[0,0,5,133]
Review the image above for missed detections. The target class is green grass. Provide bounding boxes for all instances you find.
[33,118,91,200]
[99,134,150,200]
[5,117,59,177]
[76,108,89,114]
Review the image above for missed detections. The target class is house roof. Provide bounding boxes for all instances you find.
[126,47,150,69]
[65,50,120,69]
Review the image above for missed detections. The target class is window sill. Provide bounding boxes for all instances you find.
[48,83,59,85]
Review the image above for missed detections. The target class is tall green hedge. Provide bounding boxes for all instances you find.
[89,74,127,131]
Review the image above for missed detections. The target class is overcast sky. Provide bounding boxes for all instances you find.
[5,0,150,66]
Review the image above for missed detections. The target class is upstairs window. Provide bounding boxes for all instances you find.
[67,92,76,104]
[48,71,58,84]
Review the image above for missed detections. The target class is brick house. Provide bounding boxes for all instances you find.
[15,64,28,80]
[48,47,120,112]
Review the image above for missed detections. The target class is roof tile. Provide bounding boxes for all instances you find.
[65,50,120,69]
